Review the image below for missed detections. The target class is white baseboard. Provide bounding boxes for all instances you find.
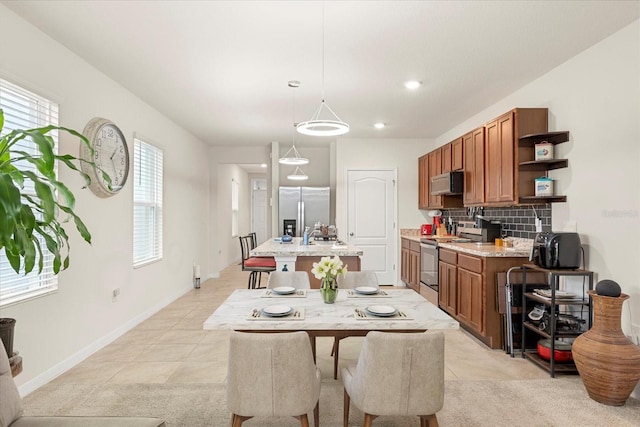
[18,284,193,397]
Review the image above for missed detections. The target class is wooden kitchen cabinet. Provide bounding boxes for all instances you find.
[438,248,528,349]
[438,249,457,314]
[463,127,485,205]
[457,254,484,333]
[401,238,420,292]
[484,108,548,206]
[418,154,429,209]
[427,148,442,208]
[452,137,464,171]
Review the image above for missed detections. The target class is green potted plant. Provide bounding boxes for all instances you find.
[0,108,97,356]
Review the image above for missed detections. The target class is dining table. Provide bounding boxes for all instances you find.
[203,288,459,357]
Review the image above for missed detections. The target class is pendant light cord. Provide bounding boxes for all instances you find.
[321,0,325,102]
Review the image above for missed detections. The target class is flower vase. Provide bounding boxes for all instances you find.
[572,291,640,406]
[321,278,337,304]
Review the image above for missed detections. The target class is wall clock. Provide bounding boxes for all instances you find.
[80,117,130,198]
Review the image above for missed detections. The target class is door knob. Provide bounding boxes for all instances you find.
[349,232,354,236]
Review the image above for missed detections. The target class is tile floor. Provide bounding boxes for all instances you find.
[50,263,549,386]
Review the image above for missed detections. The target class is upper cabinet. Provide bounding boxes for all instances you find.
[417,107,568,209]
[463,127,485,206]
[418,154,429,209]
[484,108,548,206]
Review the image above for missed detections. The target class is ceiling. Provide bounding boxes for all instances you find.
[4,1,639,147]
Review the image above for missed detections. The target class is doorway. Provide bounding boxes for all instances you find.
[251,178,268,245]
[346,169,397,285]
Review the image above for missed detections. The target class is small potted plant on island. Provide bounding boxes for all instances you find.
[311,256,347,304]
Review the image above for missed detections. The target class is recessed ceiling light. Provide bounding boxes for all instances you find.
[374,123,386,129]
[404,80,422,90]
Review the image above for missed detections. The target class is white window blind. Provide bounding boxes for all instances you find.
[133,137,163,267]
[0,79,59,306]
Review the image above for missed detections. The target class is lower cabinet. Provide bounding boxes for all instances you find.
[401,238,420,292]
[439,248,527,349]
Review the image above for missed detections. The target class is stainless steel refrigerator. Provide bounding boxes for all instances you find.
[278,186,330,237]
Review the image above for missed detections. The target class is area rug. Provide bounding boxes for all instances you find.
[22,378,640,426]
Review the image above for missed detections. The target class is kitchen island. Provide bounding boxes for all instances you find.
[251,237,363,288]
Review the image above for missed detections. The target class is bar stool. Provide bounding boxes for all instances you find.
[239,235,276,289]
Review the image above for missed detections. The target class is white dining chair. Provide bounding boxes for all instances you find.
[331,271,379,379]
[341,331,445,427]
[267,271,311,289]
[227,331,321,427]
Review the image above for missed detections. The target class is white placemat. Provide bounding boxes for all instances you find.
[352,307,413,320]
[246,308,305,320]
[346,289,391,298]
[260,289,307,298]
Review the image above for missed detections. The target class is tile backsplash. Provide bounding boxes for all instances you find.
[441,204,551,240]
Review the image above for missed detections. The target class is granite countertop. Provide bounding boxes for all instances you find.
[251,237,363,257]
[401,235,422,243]
[438,242,531,258]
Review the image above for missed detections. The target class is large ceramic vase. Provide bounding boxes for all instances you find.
[572,291,640,406]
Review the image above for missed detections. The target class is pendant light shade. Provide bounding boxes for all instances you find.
[279,81,309,165]
[297,2,349,137]
[279,144,309,165]
[287,166,309,181]
[296,100,349,136]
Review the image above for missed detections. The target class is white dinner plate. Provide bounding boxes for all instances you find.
[261,305,293,317]
[272,286,296,295]
[354,286,378,295]
[365,305,397,317]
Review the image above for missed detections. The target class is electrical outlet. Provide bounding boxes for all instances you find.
[112,288,120,301]
[535,217,543,232]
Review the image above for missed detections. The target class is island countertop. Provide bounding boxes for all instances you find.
[251,237,363,257]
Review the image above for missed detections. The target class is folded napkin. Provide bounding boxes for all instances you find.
[246,308,305,320]
[261,289,307,298]
[352,307,413,320]
[346,289,391,298]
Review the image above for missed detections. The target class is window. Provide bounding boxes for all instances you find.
[133,136,163,266]
[0,79,59,306]
[231,179,239,237]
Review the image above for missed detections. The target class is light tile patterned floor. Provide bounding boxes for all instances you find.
[52,263,549,385]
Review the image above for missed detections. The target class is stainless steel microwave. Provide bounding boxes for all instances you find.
[430,171,463,195]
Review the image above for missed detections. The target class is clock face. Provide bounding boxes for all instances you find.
[80,118,130,197]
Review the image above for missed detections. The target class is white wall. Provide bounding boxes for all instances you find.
[336,138,435,283]
[434,20,640,341]
[0,6,210,393]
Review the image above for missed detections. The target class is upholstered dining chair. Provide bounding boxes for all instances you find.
[239,234,276,289]
[227,331,321,427]
[341,331,445,427]
[330,271,379,379]
[267,271,311,289]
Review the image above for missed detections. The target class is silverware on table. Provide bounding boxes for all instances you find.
[265,290,271,296]
[251,309,260,318]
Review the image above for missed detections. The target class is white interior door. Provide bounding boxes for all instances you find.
[346,169,397,285]
[251,179,268,244]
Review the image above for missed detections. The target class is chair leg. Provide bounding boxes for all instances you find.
[333,338,340,379]
[363,413,378,427]
[231,414,252,427]
[420,414,439,427]
[314,401,319,427]
[294,414,310,427]
[343,388,350,427]
[247,271,254,289]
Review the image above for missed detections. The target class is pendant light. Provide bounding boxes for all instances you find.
[296,2,349,137]
[279,81,309,165]
[287,166,309,181]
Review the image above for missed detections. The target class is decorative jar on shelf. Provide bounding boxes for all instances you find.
[572,290,640,406]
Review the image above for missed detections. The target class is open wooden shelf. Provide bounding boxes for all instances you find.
[519,131,570,146]
[519,195,567,204]
[518,159,568,171]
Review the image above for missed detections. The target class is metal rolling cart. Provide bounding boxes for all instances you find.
[520,263,593,377]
